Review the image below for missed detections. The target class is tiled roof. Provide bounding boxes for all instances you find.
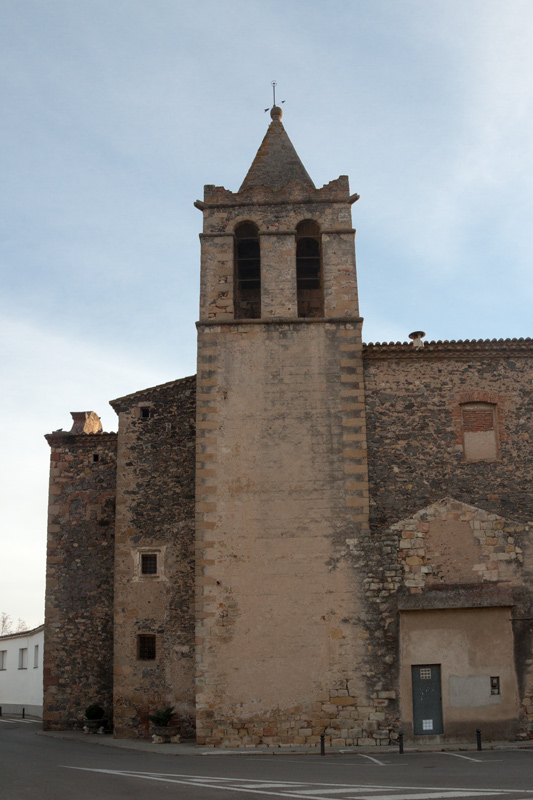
[239,115,314,193]
[364,337,533,359]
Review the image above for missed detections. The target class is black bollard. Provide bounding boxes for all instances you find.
[320,733,325,755]
[0,706,2,717]
[22,708,25,719]
[398,730,404,754]
[476,728,482,751]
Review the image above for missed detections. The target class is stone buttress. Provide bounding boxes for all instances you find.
[43,412,116,729]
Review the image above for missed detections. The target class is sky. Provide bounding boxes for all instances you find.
[1,0,532,629]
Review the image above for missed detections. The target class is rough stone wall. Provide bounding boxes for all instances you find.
[43,431,116,730]
[356,340,533,741]
[111,375,196,738]
[364,341,533,528]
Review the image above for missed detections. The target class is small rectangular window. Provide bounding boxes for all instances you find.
[491,676,500,695]
[420,668,432,680]
[141,553,158,575]
[138,634,156,660]
[18,648,28,669]
[140,407,151,419]
[93,453,100,463]
[0,650,6,670]
[34,644,39,668]
[461,403,498,461]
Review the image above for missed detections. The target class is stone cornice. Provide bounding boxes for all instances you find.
[397,583,514,611]
[363,337,533,361]
[199,228,356,238]
[44,431,117,448]
[197,316,363,328]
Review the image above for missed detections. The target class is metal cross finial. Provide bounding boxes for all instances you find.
[264,81,285,113]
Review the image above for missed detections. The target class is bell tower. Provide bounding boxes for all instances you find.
[194,106,370,747]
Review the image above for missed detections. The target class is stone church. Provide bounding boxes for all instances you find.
[43,107,533,747]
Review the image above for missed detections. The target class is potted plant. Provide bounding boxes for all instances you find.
[148,706,180,743]
[83,704,107,734]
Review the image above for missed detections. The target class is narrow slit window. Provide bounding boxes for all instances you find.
[296,220,323,318]
[34,644,39,668]
[138,634,156,660]
[18,648,28,669]
[234,222,261,319]
[93,453,100,463]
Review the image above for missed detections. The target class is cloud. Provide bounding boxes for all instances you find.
[0,312,181,627]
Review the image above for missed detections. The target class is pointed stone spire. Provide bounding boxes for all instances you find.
[239,106,315,193]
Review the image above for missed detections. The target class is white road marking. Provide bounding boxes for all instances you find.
[60,768,533,800]
[292,790,396,797]
[203,750,270,755]
[438,754,483,764]
[290,790,387,796]
[0,719,17,724]
[356,754,388,766]
[347,794,502,800]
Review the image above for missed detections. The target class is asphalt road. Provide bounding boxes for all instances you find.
[2,718,533,800]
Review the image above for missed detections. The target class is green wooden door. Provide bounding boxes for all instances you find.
[412,664,443,735]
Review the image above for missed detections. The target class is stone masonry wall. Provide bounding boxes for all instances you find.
[195,320,373,748]
[111,375,196,738]
[355,339,533,741]
[43,431,116,730]
[364,340,533,529]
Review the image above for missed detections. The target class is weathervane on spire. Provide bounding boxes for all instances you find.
[264,81,285,118]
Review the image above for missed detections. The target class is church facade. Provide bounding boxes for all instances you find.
[43,108,533,747]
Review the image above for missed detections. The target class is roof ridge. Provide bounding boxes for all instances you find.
[109,374,195,408]
[364,336,533,348]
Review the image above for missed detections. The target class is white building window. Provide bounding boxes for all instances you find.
[18,648,28,670]
[0,650,6,670]
[34,644,39,668]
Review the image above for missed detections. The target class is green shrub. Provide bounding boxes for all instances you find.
[148,706,175,727]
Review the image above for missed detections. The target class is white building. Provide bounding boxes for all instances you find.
[0,625,44,718]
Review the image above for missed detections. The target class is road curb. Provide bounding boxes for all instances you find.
[36,728,533,758]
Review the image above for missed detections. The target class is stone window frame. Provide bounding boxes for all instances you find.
[460,401,500,463]
[134,402,154,420]
[133,546,166,582]
[450,390,505,463]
